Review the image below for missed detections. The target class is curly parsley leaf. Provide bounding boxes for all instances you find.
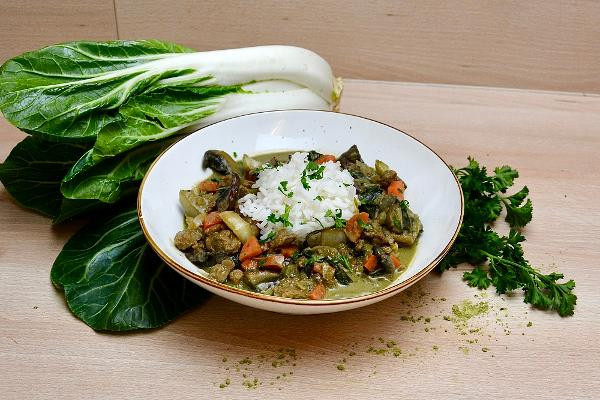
[501,186,533,228]
[492,165,519,192]
[463,266,491,289]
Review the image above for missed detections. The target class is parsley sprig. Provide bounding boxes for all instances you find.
[440,157,576,316]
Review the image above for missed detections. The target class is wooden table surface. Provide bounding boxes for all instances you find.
[1,80,599,399]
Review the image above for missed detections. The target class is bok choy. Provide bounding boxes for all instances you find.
[0,40,341,206]
[0,40,342,331]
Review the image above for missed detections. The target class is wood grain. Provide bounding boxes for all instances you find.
[114,0,600,93]
[0,0,117,62]
[1,80,599,399]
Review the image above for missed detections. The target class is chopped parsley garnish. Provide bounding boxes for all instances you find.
[325,208,347,228]
[439,157,576,316]
[300,160,326,190]
[252,162,278,175]
[259,231,276,244]
[233,151,238,158]
[278,180,294,198]
[267,204,292,227]
[210,177,221,183]
[399,199,409,210]
[357,219,372,230]
[300,175,310,190]
[314,195,323,201]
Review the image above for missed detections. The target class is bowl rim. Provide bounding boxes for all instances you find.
[138,109,464,307]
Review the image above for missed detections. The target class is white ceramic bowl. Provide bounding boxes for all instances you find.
[138,110,463,314]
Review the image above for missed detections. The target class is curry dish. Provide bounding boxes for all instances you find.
[174,145,422,299]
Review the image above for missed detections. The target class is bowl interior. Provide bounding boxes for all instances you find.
[139,110,462,302]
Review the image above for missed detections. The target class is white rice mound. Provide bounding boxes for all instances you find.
[238,152,358,239]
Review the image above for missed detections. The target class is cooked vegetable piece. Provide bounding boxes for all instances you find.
[345,212,370,243]
[203,211,223,231]
[244,270,280,288]
[240,236,264,261]
[273,276,313,298]
[174,228,203,250]
[387,180,406,199]
[203,150,243,176]
[374,160,389,175]
[374,247,396,274]
[242,154,262,172]
[180,190,216,218]
[307,150,323,162]
[390,254,403,269]
[315,154,336,164]
[208,259,235,283]
[306,228,348,247]
[186,243,208,263]
[205,230,242,254]
[309,283,327,300]
[385,203,422,245]
[270,229,298,248]
[198,180,219,192]
[364,254,378,272]
[220,211,256,242]
[263,254,285,271]
[338,145,363,168]
[241,258,259,271]
[215,173,241,211]
[229,269,244,285]
[280,245,298,258]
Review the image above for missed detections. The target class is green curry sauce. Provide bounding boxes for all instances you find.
[324,244,416,299]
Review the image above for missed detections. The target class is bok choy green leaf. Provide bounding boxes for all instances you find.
[0,136,104,221]
[51,205,209,331]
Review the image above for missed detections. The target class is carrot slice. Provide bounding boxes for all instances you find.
[263,254,285,271]
[345,212,370,242]
[203,211,223,231]
[312,262,325,274]
[363,254,378,272]
[315,154,336,164]
[239,236,263,261]
[241,259,258,271]
[280,245,298,258]
[198,180,219,192]
[309,283,326,300]
[387,180,406,199]
[390,254,403,269]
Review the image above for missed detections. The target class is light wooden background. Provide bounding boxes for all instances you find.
[2,0,600,93]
